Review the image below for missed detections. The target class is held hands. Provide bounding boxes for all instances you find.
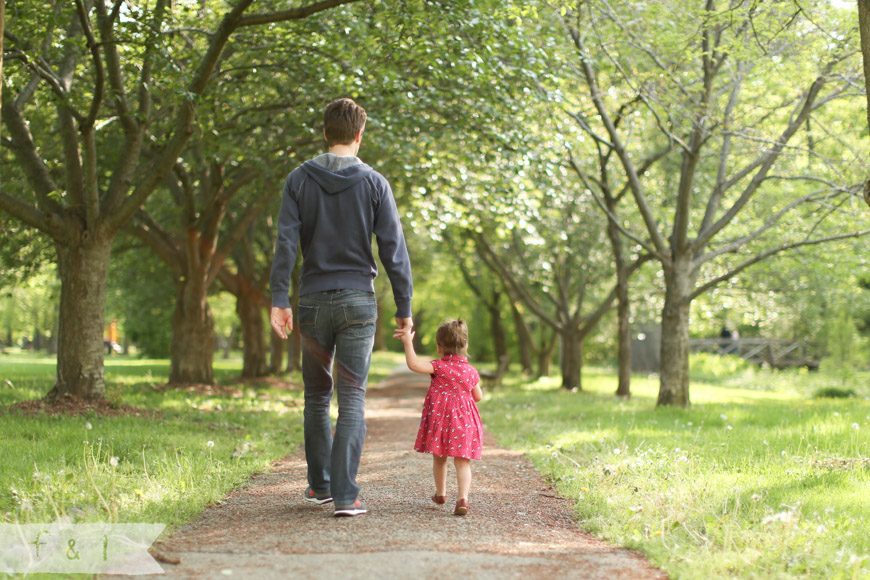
[392,317,414,341]
[270,307,293,340]
[395,329,416,345]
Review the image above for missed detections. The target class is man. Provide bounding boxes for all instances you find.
[270,98,413,517]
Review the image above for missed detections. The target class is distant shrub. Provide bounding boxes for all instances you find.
[813,387,857,399]
[689,351,754,382]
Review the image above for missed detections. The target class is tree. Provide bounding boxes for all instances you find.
[217,225,278,379]
[859,0,870,209]
[0,0,361,399]
[556,0,868,406]
[129,161,267,384]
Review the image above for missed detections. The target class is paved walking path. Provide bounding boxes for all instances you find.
[117,369,667,580]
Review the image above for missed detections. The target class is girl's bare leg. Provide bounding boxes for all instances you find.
[454,457,472,500]
[433,454,448,496]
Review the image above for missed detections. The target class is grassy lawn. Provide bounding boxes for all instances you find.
[0,350,402,578]
[481,354,870,580]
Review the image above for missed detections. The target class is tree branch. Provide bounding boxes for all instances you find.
[237,0,362,27]
[106,0,257,232]
[689,229,870,302]
[474,231,561,329]
[0,95,64,217]
[694,68,830,250]
[700,61,749,234]
[75,0,105,230]
[208,189,270,286]
[563,13,669,256]
[568,153,661,258]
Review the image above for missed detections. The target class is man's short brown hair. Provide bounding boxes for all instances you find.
[323,98,367,146]
[436,318,468,356]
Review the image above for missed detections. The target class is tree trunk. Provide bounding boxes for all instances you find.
[614,269,632,397]
[560,329,583,391]
[33,306,43,351]
[222,326,235,359]
[488,290,507,363]
[605,196,633,397]
[412,308,426,354]
[657,259,695,407]
[47,238,112,400]
[859,1,870,139]
[47,302,58,355]
[858,0,870,209]
[237,285,268,378]
[373,298,387,351]
[0,0,5,142]
[169,278,215,385]
[537,325,556,377]
[271,330,285,373]
[510,301,535,375]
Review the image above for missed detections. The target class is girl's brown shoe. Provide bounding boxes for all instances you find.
[454,498,469,516]
[432,495,446,505]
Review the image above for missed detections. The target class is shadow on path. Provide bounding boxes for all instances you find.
[106,368,667,580]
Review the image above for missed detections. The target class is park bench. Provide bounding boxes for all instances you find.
[480,354,510,388]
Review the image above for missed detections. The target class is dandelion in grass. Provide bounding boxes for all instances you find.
[852,423,860,431]
[720,414,727,421]
[109,456,119,467]
[85,422,93,430]
[763,440,769,446]
[207,440,215,448]
[726,425,733,431]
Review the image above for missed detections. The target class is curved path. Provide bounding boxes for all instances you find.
[115,369,667,580]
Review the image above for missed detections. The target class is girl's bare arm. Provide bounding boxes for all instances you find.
[400,331,433,375]
[471,383,483,402]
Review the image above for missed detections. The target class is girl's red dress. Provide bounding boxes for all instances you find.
[414,353,483,459]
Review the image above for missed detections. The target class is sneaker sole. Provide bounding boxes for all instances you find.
[334,508,368,517]
[305,496,334,505]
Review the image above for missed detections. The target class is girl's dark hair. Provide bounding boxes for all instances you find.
[323,98,367,146]
[436,318,468,355]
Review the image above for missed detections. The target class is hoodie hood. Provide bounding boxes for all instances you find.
[301,155,373,195]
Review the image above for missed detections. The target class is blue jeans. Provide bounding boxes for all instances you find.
[297,290,377,505]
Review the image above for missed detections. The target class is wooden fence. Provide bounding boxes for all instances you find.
[689,338,819,370]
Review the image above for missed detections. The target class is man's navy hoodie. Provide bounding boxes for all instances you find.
[270,154,413,318]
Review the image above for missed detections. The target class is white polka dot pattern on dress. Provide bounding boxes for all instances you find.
[414,354,483,459]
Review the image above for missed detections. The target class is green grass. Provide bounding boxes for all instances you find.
[0,351,401,579]
[481,355,870,580]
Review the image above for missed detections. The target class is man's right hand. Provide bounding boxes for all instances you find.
[271,307,293,340]
[393,317,413,339]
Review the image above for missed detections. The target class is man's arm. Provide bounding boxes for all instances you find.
[372,177,413,320]
[270,176,301,339]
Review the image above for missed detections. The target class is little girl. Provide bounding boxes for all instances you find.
[398,319,483,516]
